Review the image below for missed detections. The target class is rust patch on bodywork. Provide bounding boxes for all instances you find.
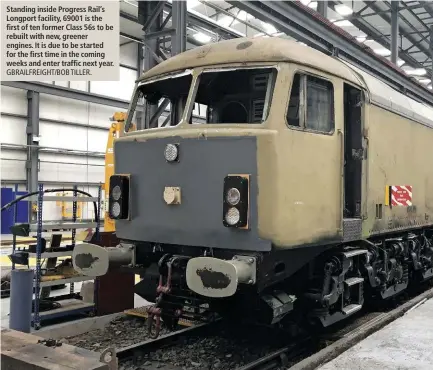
[237,41,253,50]
[196,268,231,289]
[75,253,99,269]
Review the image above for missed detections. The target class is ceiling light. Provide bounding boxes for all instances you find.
[333,20,354,27]
[238,10,254,21]
[216,11,253,28]
[335,4,353,16]
[397,60,405,67]
[308,2,318,9]
[187,0,201,10]
[216,15,234,27]
[373,48,391,57]
[254,33,270,38]
[419,78,431,84]
[356,36,367,43]
[273,32,285,37]
[405,68,427,76]
[262,22,278,34]
[300,0,311,5]
[193,32,212,43]
[428,85,432,90]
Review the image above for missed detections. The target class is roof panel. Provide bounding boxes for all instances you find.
[343,61,433,128]
[140,37,361,85]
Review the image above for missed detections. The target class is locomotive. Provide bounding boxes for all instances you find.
[73,37,433,336]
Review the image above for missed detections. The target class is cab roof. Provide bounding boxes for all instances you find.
[138,37,362,86]
[138,37,433,128]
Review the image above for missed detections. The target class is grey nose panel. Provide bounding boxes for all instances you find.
[114,136,270,252]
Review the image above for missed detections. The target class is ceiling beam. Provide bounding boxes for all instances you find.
[227,1,433,105]
[357,1,432,75]
[328,1,431,77]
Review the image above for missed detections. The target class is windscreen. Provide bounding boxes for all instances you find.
[125,72,192,132]
[190,67,277,124]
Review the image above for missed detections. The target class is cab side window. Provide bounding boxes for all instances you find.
[286,72,334,133]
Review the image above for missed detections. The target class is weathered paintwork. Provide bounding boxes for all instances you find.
[114,37,433,250]
[363,102,433,236]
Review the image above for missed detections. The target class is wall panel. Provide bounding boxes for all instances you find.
[1,86,27,115]
[120,42,139,69]
[1,151,26,181]
[90,67,136,101]
[40,94,91,125]
[70,81,88,91]
[1,116,27,145]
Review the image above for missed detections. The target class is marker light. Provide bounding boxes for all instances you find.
[164,144,179,162]
[112,185,121,201]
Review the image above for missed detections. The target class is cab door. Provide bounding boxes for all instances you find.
[343,84,364,219]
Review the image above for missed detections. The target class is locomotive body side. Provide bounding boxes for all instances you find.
[363,97,433,237]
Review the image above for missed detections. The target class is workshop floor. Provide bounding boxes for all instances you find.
[318,298,433,370]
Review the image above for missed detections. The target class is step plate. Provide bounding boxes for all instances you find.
[342,304,363,316]
[345,277,365,286]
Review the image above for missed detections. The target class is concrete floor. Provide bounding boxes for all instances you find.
[1,282,84,328]
[1,281,149,329]
[318,298,433,370]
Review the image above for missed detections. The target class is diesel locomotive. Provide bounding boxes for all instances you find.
[73,37,433,336]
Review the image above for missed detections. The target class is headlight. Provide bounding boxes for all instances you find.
[226,188,240,206]
[223,175,249,228]
[111,202,121,218]
[112,185,121,201]
[225,207,240,226]
[109,174,130,219]
[164,144,179,162]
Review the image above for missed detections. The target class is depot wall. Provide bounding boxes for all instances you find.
[0,39,138,221]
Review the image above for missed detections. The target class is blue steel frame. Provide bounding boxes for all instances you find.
[70,185,78,295]
[11,184,19,270]
[31,184,102,328]
[33,183,44,329]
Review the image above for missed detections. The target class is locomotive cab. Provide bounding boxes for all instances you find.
[73,38,361,329]
[73,37,433,336]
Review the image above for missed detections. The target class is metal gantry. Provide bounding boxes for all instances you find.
[391,1,399,64]
[427,30,433,87]
[26,91,40,221]
[227,0,433,105]
[136,0,188,129]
